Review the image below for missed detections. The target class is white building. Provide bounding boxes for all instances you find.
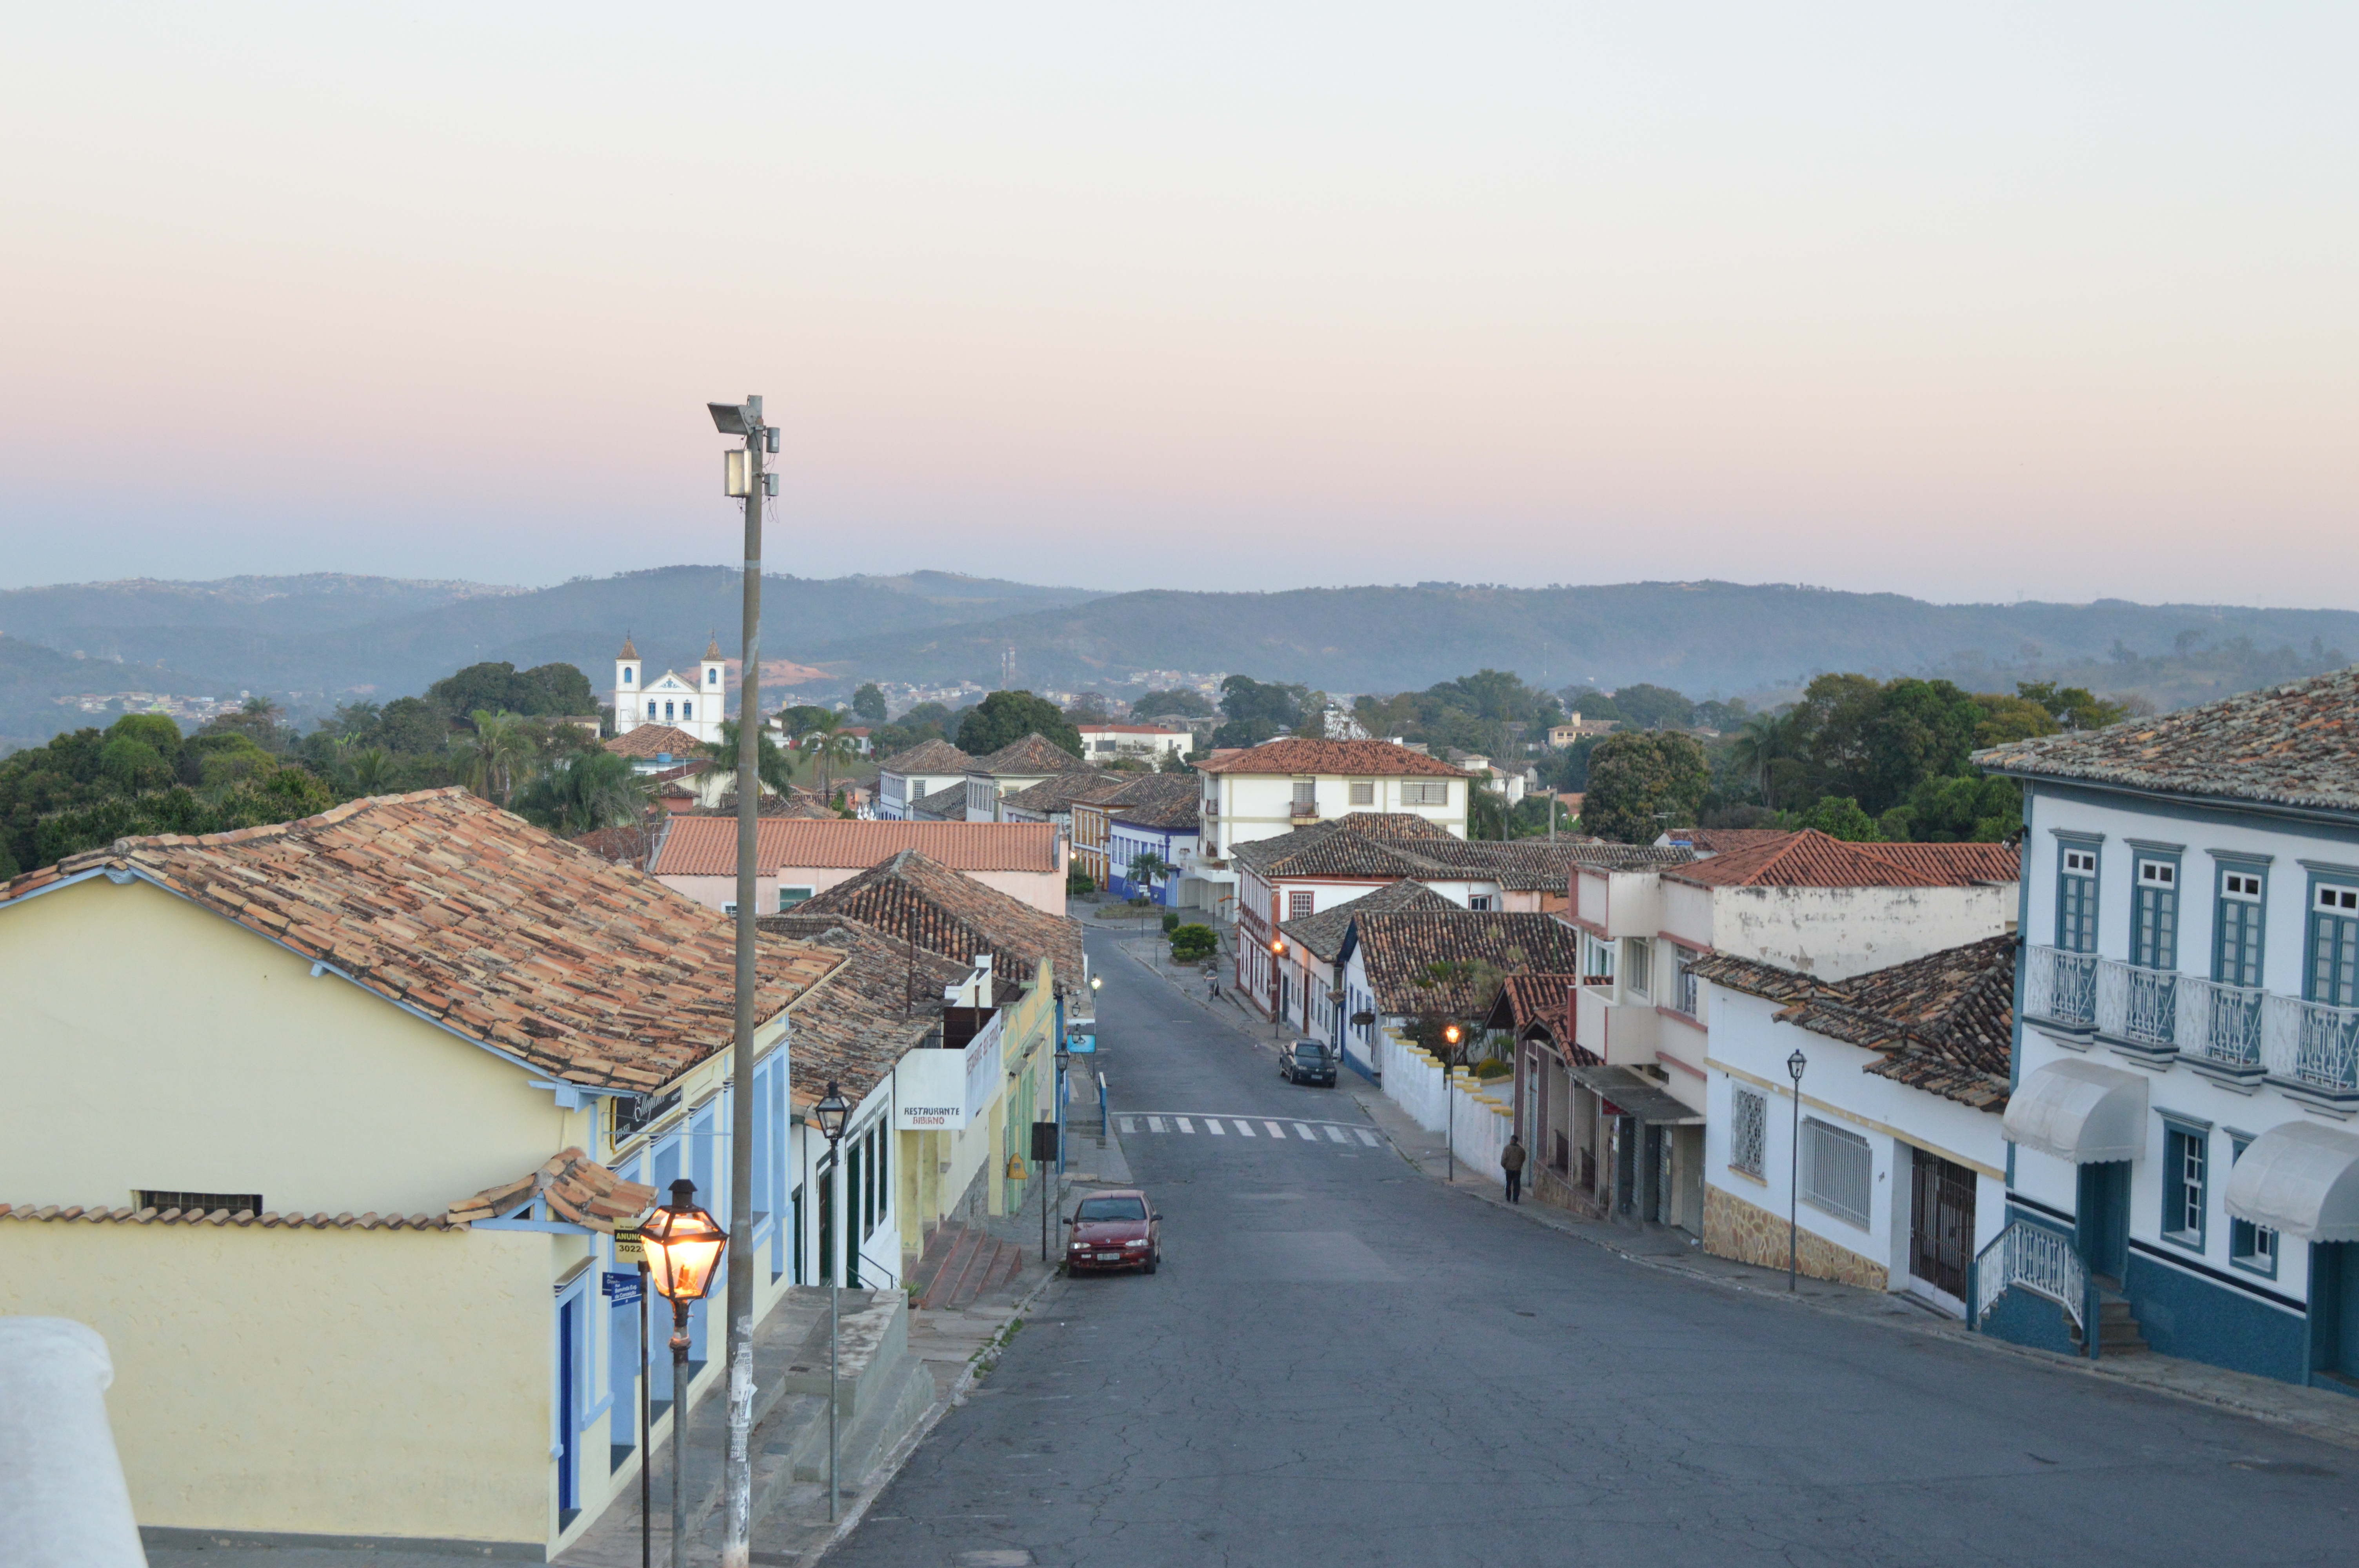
[875,739,977,822]
[1696,938,2014,1317]
[1976,670,2359,1386]
[1074,722,1191,761]
[613,636,726,746]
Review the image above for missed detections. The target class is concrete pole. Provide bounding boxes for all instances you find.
[0,1319,144,1568]
[724,394,766,1568]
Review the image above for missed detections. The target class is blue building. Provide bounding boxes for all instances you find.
[1106,791,1203,907]
[1974,670,2359,1390]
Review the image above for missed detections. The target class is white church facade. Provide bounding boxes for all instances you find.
[613,636,727,746]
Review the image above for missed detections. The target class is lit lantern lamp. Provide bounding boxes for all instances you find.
[642,1179,725,1328]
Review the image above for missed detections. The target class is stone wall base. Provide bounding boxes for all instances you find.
[1705,1184,1888,1291]
[1534,1164,1608,1221]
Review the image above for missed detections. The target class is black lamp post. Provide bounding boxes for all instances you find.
[641,1179,724,1568]
[1786,1048,1807,1292]
[812,1080,852,1521]
[1443,1023,1463,1183]
[1269,938,1288,1041]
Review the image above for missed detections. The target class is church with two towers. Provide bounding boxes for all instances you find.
[612,635,727,746]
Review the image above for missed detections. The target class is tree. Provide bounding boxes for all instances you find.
[1213,675,1311,747]
[1788,795,1882,842]
[801,710,862,799]
[512,750,653,837]
[957,691,1084,757]
[449,710,535,806]
[1879,773,2020,844]
[373,697,449,756]
[2016,680,2130,733]
[426,661,596,720]
[851,683,889,724]
[200,701,291,753]
[1971,693,2059,748]
[702,719,800,798]
[1169,923,1219,962]
[1726,711,1799,809]
[1604,684,1695,731]
[1581,731,1711,843]
[1133,688,1214,719]
[1126,849,1170,894]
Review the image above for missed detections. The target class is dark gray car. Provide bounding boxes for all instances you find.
[1279,1039,1336,1086]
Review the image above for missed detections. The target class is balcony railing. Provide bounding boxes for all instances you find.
[1974,1220,2087,1334]
[2023,945,2097,1028]
[1289,799,1319,818]
[2026,945,2359,1093]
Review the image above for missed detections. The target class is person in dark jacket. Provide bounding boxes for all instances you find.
[1501,1134,1527,1203]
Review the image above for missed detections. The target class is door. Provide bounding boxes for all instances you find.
[557,1294,581,1520]
[2078,1161,2130,1284]
[2311,1242,2359,1384]
[1909,1147,1976,1301]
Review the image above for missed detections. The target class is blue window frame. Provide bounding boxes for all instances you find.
[2307,877,2359,1008]
[2161,1120,2207,1251]
[665,701,675,720]
[2214,862,2267,987]
[707,667,718,685]
[645,700,657,719]
[2056,841,2099,954]
[2228,1134,2278,1278]
[682,701,693,721]
[2132,853,2179,971]
[623,668,634,684]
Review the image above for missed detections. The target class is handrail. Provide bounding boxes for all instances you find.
[1972,1220,2086,1334]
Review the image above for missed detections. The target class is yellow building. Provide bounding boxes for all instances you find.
[0,789,858,1559]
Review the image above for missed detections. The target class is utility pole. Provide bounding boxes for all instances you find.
[710,394,774,1568]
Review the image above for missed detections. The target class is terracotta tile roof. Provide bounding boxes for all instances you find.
[1278,879,1456,961]
[1398,838,1616,891]
[605,724,706,759]
[909,781,969,818]
[1487,973,1579,1034]
[653,817,1061,877]
[1561,843,1700,871]
[1000,770,1127,815]
[1108,775,1203,831]
[771,920,974,1111]
[1974,667,2359,815]
[1663,830,2018,889]
[1352,911,1583,1016]
[1238,820,1644,890]
[971,733,1091,776]
[447,1148,657,1232]
[571,809,670,871]
[1194,738,1469,778]
[1696,936,2015,1111]
[0,789,843,1093]
[792,849,1085,985]
[877,738,977,776]
[1232,822,1446,880]
[618,636,640,659]
[1330,812,1456,839]
[0,1203,463,1231]
[1658,827,1792,854]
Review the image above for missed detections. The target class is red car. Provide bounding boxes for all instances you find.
[1063,1189,1161,1274]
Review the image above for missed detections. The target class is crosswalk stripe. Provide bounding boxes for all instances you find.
[1176,1116,1195,1133]
[1264,1121,1286,1138]
[1205,1118,1225,1134]
[1356,1128,1380,1146]
[1233,1120,1255,1136]
[1293,1123,1316,1140]
[1147,1116,1165,1134]
[1119,1118,1137,1134]
[1324,1125,1349,1143]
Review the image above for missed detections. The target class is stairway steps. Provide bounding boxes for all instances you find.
[914,1226,983,1310]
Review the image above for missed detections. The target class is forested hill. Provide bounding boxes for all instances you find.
[801,581,2359,705]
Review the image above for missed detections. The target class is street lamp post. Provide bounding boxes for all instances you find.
[1442,1023,1463,1183]
[1786,1048,1807,1292]
[1269,938,1288,1042]
[811,1082,852,1521]
[640,1180,726,1568]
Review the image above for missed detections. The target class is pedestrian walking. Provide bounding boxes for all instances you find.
[1501,1134,1527,1204]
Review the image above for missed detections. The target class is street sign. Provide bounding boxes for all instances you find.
[612,1223,645,1264]
[602,1270,642,1305]
[1030,1121,1061,1162]
[1065,1031,1096,1054]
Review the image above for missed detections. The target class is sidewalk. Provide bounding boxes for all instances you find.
[1346,1082,2359,1455]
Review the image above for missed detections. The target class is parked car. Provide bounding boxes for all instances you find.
[1280,1039,1336,1087]
[1064,1190,1161,1274]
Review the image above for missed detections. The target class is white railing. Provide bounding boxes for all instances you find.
[2176,974,2265,1069]
[2023,945,2097,1028]
[1973,1220,2086,1333]
[2263,993,2359,1092]
[2094,959,2178,1047]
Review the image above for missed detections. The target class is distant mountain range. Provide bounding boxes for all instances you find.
[4,569,2354,748]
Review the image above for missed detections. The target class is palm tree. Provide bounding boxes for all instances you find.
[1728,710,1797,810]
[451,710,535,807]
[513,750,654,836]
[703,719,800,800]
[798,710,865,799]
[343,745,394,796]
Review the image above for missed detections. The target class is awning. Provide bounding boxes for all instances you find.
[2001,1058,2147,1163]
[1564,1062,1703,1126]
[2224,1122,2359,1243]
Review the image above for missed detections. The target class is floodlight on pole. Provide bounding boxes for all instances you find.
[708,402,750,435]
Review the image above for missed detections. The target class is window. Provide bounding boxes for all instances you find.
[1289,891,1314,920]
[2162,1122,2207,1249]
[1402,780,1449,806]
[778,886,814,911]
[1672,946,1700,1017]
[1729,1089,1766,1178]
[2057,843,2099,953]
[1799,1119,1872,1228]
[1468,894,1495,912]
[136,1189,262,1215]
[1291,779,1315,804]
[1623,937,1652,998]
[664,701,675,720]
[1350,780,1374,806]
[623,668,634,684]
[2228,1136,2277,1276]
[707,668,718,684]
[1581,933,1614,984]
[646,700,658,718]
[2133,857,2178,970]
[2215,867,2266,987]
[682,702,693,721]
[1077,1196,1147,1222]
[2309,882,2359,1008]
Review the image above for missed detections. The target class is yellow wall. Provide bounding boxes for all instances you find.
[0,877,578,1216]
[0,1221,551,1547]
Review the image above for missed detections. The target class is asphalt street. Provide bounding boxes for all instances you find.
[828,926,2359,1568]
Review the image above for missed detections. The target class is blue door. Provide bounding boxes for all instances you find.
[2078,1161,2130,1284]
[557,1295,581,1521]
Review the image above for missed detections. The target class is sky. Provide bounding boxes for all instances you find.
[1,5,2352,604]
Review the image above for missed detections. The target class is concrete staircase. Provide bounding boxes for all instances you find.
[2073,1290,2149,1356]
[913,1221,1025,1311]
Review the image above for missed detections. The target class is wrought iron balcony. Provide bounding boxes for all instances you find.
[1289,799,1319,818]
[2025,944,2359,1094]
[2023,945,2097,1029]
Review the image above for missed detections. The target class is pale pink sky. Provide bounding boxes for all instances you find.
[2,4,2352,603]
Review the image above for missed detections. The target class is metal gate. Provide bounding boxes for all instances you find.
[1909,1146,1975,1299]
